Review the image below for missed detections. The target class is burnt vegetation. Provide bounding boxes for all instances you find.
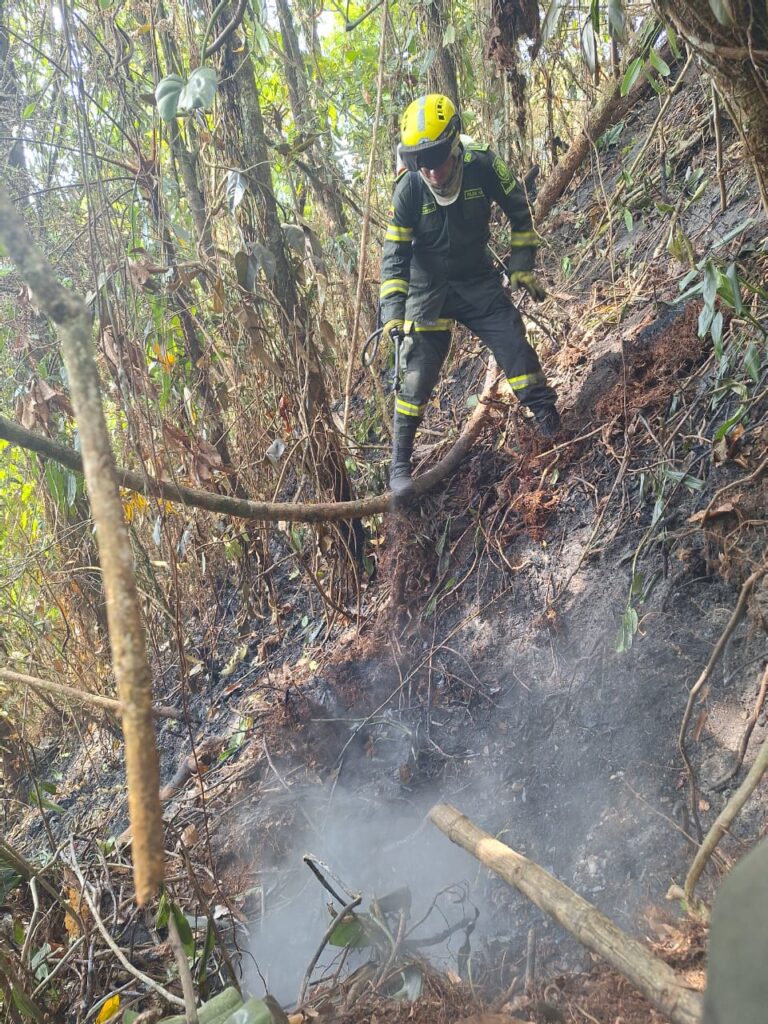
[1,1,767,1022]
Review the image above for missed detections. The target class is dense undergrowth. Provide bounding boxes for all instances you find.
[2,31,768,1024]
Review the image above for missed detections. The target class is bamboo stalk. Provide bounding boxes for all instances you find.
[429,803,702,1024]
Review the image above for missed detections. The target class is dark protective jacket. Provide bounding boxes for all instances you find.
[379,143,539,328]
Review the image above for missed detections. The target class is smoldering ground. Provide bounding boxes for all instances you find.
[242,784,485,1004]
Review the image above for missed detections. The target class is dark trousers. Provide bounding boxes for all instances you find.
[398,288,556,420]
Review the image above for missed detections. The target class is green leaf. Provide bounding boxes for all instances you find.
[196,919,217,985]
[226,170,247,214]
[665,468,705,491]
[711,311,724,357]
[171,902,195,958]
[607,0,626,41]
[178,67,218,113]
[21,102,37,120]
[66,471,77,508]
[0,859,22,902]
[234,251,256,291]
[246,241,277,282]
[703,262,719,308]
[616,605,639,653]
[30,790,65,813]
[714,408,746,441]
[541,0,568,44]
[442,22,455,45]
[580,20,597,76]
[725,263,743,314]
[649,49,671,76]
[388,965,423,1002]
[225,997,274,1024]
[156,890,171,930]
[744,342,761,383]
[623,208,633,233]
[328,913,372,948]
[620,56,644,97]
[589,0,600,34]
[698,303,714,339]
[708,0,733,25]
[667,25,682,58]
[11,985,44,1021]
[155,74,185,122]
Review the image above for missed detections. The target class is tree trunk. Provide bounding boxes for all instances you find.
[0,187,165,905]
[274,0,348,234]
[215,5,361,551]
[425,0,459,108]
[655,0,768,212]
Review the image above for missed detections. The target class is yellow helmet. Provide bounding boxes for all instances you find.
[399,94,461,171]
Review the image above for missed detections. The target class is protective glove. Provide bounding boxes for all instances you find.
[383,318,405,341]
[508,270,547,302]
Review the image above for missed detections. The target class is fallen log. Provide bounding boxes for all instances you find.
[429,803,702,1024]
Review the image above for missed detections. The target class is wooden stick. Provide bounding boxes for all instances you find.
[0,669,185,722]
[685,692,768,902]
[169,913,199,1023]
[0,186,164,904]
[428,803,702,1024]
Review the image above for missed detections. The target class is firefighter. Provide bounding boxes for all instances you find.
[379,93,559,502]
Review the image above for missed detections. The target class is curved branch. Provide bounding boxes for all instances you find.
[685,670,768,902]
[0,379,497,524]
[202,0,248,60]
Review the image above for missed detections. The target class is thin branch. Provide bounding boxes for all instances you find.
[685,679,768,901]
[678,561,768,827]
[341,0,388,435]
[202,0,248,59]
[297,895,362,1006]
[0,669,186,722]
[65,844,185,1008]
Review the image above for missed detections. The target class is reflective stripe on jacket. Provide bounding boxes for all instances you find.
[379,144,539,327]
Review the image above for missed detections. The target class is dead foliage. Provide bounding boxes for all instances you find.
[594,302,703,422]
[331,962,485,1024]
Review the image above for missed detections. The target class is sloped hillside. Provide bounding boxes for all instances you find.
[6,58,768,1024]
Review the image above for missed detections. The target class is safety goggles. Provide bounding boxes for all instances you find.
[401,136,455,172]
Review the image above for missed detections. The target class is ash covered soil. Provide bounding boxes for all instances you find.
[10,61,768,1024]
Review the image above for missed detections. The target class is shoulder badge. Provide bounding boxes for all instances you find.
[492,155,516,195]
[464,141,490,163]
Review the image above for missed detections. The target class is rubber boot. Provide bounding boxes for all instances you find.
[389,414,420,505]
[533,404,561,437]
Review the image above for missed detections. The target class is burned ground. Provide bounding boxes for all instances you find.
[6,60,768,1024]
